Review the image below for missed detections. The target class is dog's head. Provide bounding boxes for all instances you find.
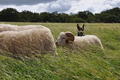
[77,24,84,36]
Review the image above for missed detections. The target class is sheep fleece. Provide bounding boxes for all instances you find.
[0,28,56,56]
[56,32,103,50]
[0,24,46,32]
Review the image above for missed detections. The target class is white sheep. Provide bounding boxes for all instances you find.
[0,24,45,32]
[0,27,58,58]
[56,32,103,51]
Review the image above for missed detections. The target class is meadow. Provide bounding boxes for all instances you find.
[0,22,120,80]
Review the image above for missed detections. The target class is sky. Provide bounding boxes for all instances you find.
[0,0,120,14]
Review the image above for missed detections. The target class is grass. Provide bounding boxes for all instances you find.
[0,22,120,80]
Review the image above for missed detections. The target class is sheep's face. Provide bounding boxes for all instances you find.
[56,32,75,46]
[77,24,84,36]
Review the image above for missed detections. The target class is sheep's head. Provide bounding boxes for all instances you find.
[77,24,84,36]
[56,32,75,46]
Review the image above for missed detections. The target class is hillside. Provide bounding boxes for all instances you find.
[0,22,120,80]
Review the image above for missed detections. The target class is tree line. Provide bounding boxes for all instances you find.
[0,7,120,23]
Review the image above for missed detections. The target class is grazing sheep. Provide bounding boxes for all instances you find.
[56,32,103,51]
[0,24,45,32]
[0,27,57,58]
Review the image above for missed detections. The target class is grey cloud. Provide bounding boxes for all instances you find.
[0,0,57,5]
[104,0,120,7]
[111,1,120,7]
[46,0,71,12]
[87,7,95,12]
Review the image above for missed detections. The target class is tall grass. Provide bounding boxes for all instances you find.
[0,22,120,80]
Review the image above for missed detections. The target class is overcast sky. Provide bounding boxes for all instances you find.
[0,0,120,14]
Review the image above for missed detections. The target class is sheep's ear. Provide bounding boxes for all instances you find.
[82,24,84,30]
[77,24,81,31]
[65,32,75,44]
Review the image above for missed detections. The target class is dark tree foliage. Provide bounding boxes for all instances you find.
[0,7,120,23]
[20,10,33,22]
[100,7,120,23]
[0,8,21,22]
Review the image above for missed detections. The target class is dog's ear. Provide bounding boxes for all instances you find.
[65,32,75,44]
[82,24,84,30]
[77,24,81,31]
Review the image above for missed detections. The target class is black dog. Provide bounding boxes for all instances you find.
[77,24,85,36]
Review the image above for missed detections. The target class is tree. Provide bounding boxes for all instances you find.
[78,11,88,20]
[59,13,71,23]
[49,11,61,22]
[20,10,34,22]
[0,8,21,22]
[0,7,119,23]
[0,12,2,21]
[30,13,40,22]
[99,13,117,23]
[39,12,51,22]
[101,7,120,23]
[74,18,86,23]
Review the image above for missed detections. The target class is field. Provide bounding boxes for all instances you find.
[0,22,120,80]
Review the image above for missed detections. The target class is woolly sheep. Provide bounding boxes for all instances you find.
[56,32,103,51]
[0,27,58,58]
[0,24,45,32]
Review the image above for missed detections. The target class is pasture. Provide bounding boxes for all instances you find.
[0,22,120,80]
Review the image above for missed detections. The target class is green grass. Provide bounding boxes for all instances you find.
[0,22,120,80]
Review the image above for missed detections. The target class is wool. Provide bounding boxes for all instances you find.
[56,32,103,51]
[0,26,57,58]
[0,24,46,32]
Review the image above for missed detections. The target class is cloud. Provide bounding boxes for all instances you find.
[109,0,120,7]
[66,0,106,14]
[87,7,95,12]
[0,0,119,14]
[0,0,57,5]
[46,0,72,12]
[101,0,120,12]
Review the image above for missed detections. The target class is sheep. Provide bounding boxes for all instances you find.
[55,32,103,51]
[0,27,58,58]
[0,24,45,32]
[0,24,18,32]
